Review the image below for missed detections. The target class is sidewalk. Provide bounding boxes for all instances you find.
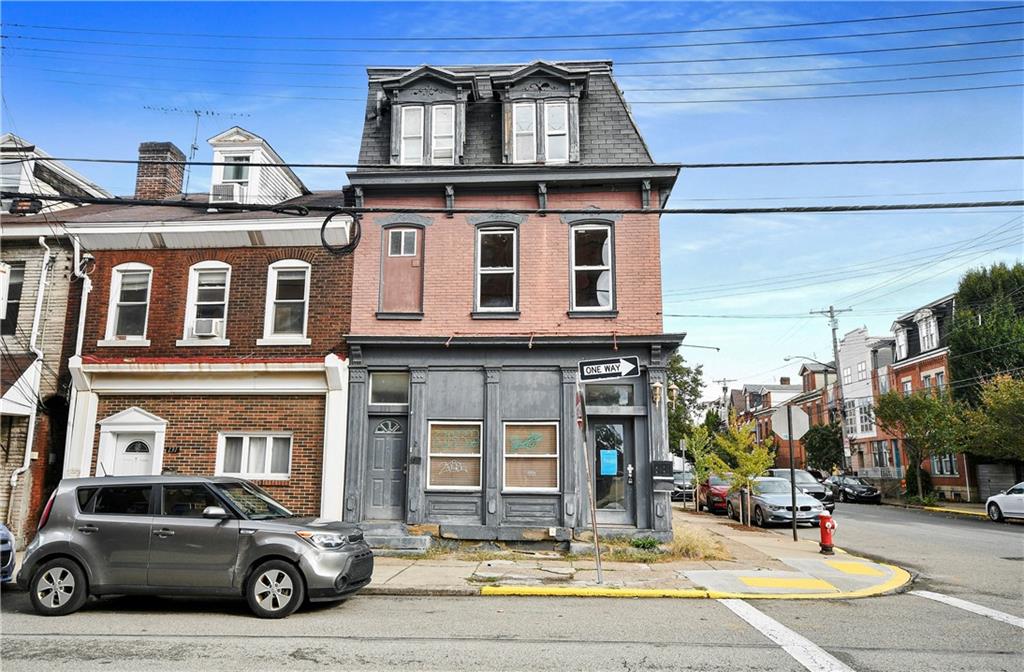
[364,507,911,600]
[882,498,989,519]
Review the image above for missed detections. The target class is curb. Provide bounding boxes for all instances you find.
[883,501,989,519]
[363,585,481,597]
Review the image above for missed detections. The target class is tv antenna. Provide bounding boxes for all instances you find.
[142,106,251,195]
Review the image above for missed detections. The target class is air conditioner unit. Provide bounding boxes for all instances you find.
[210,183,239,204]
[192,318,224,338]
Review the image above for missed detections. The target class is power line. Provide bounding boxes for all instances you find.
[7,19,1023,54]
[4,36,1022,69]
[5,5,1020,41]
[625,68,1023,92]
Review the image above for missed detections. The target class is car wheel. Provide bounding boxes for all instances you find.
[29,558,88,616]
[988,503,1005,523]
[753,507,765,528]
[246,560,305,619]
[727,501,736,521]
[840,490,848,503]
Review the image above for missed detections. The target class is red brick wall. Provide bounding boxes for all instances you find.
[351,188,664,336]
[81,247,351,360]
[92,395,326,514]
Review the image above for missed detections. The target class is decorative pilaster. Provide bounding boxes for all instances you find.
[647,366,671,532]
[343,367,368,522]
[484,367,501,527]
[560,366,579,529]
[407,367,428,523]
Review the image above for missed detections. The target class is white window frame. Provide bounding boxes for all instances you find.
[426,420,483,492]
[431,104,456,165]
[918,315,938,351]
[215,433,292,480]
[399,105,425,165]
[259,259,311,346]
[99,262,153,346]
[856,361,866,381]
[902,379,913,396]
[369,371,410,406]
[221,154,251,184]
[895,328,908,359]
[858,402,874,433]
[930,453,959,476]
[178,260,231,346]
[934,371,946,389]
[476,227,517,312]
[842,367,852,385]
[570,224,614,311]
[502,421,560,494]
[543,100,569,165]
[512,101,537,164]
[387,228,417,257]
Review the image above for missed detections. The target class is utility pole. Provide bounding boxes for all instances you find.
[810,306,853,472]
[713,378,736,419]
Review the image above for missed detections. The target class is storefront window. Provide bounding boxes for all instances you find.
[427,422,482,490]
[585,384,634,406]
[503,423,558,491]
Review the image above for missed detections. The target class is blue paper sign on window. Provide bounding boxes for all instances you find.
[599,450,618,476]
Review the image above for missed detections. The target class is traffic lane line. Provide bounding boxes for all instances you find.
[718,598,855,672]
[910,590,1024,629]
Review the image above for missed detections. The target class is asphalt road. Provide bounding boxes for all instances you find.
[1,504,1021,671]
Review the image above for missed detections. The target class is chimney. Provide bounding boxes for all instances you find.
[780,377,791,385]
[134,142,185,200]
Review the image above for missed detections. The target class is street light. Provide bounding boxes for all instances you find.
[785,354,848,471]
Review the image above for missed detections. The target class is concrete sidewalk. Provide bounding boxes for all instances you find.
[882,499,989,519]
[364,507,911,600]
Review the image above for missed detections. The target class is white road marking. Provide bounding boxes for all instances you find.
[910,590,1024,629]
[718,599,855,672]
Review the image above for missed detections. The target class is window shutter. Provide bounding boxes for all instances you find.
[389,101,402,165]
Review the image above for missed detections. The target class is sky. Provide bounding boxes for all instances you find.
[2,1,1022,402]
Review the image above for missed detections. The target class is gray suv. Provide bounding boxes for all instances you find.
[17,475,373,618]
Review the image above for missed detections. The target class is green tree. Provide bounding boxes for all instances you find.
[685,425,715,511]
[964,375,1024,460]
[874,389,965,498]
[702,408,725,436]
[707,413,775,526]
[803,422,844,472]
[667,354,705,456]
[949,262,1024,406]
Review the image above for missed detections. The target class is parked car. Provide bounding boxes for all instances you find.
[765,468,835,512]
[805,468,829,483]
[0,523,15,584]
[727,477,826,528]
[697,473,732,514]
[17,475,373,618]
[827,475,883,504]
[671,469,696,502]
[986,482,1024,522]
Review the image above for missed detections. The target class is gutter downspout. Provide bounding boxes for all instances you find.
[6,237,51,526]
[63,237,91,476]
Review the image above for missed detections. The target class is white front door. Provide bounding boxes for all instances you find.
[113,432,156,475]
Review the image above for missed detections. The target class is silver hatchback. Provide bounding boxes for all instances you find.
[17,475,373,618]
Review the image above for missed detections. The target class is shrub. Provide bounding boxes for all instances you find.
[630,536,659,550]
[904,467,933,498]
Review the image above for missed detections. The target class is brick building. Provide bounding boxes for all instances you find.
[342,61,684,546]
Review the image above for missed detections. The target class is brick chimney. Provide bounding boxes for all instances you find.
[134,142,185,200]
[780,377,791,385]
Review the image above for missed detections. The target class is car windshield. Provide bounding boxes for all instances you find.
[213,481,293,520]
[755,480,793,494]
[791,471,820,483]
[709,475,730,486]
[845,477,870,487]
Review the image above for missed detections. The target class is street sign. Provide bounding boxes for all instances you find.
[578,356,640,382]
[771,405,810,441]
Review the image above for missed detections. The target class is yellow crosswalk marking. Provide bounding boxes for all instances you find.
[825,560,886,576]
[739,576,836,591]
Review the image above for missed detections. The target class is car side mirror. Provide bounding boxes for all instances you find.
[202,506,230,519]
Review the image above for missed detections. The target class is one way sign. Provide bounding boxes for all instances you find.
[578,356,641,382]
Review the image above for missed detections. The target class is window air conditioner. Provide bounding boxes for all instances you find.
[192,318,224,338]
[210,183,239,204]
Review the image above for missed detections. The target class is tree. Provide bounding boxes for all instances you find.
[707,413,775,526]
[874,389,965,498]
[667,354,705,456]
[685,425,715,511]
[702,408,725,436]
[803,422,844,472]
[964,375,1024,460]
[949,262,1024,406]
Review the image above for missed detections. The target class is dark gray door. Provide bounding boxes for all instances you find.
[74,485,154,588]
[590,418,636,526]
[366,417,407,520]
[148,484,239,588]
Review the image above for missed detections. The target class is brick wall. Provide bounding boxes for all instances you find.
[351,188,664,336]
[92,395,327,514]
[81,247,352,359]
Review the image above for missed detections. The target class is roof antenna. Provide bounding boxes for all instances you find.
[97,461,108,477]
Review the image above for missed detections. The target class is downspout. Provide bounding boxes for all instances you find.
[63,237,91,475]
[6,237,51,525]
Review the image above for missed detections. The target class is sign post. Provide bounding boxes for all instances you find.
[771,404,810,541]
[576,356,643,584]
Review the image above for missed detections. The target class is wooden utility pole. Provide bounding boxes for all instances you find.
[810,306,853,471]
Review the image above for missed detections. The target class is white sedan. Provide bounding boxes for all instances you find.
[986,482,1024,522]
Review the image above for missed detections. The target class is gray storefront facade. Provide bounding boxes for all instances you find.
[343,335,683,544]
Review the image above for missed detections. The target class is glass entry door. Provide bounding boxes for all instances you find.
[590,418,635,526]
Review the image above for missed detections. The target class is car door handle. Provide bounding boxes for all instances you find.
[76,524,99,534]
[152,528,175,538]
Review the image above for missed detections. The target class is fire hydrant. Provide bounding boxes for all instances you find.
[819,511,837,555]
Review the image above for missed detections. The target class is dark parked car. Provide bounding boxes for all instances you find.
[17,475,373,618]
[1,523,14,584]
[827,475,882,504]
[698,474,732,514]
[765,468,835,512]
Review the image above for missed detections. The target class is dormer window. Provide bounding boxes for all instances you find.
[895,328,908,359]
[918,314,938,351]
[544,101,569,164]
[512,102,536,163]
[431,105,455,165]
[399,106,424,165]
[223,156,250,183]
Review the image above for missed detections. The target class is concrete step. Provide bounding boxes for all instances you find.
[359,522,434,553]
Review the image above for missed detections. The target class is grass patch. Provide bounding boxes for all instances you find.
[667,526,730,561]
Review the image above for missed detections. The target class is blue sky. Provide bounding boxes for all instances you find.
[2,1,1022,400]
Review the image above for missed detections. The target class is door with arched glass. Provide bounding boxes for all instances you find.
[365,418,407,520]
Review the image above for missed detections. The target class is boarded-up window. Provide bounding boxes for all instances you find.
[379,226,423,315]
[428,423,482,490]
[504,423,559,491]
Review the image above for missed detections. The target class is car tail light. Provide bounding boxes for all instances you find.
[37,491,56,530]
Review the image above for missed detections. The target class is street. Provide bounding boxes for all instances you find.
[2,503,1022,671]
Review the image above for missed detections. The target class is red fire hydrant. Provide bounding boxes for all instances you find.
[819,511,837,555]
